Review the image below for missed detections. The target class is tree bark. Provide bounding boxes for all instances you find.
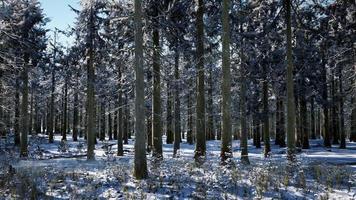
[20,55,29,157]
[117,65,124,156]
[14,77,20,145]
[338,66,345,148]
[195,0,206,159]
[134,0,148,179]
[86,5,96,160]
[285,0,296,160]
[151,4,162,157]
[174,51,181,156]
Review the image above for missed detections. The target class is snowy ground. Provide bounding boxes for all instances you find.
[0,134,355,199]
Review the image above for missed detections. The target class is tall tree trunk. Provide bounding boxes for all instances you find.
[276,97,286,147]
[62,75,68,141]
[300,89,309,149]
[152,5,162,158]
[48,32,57,143]
[285,0,296,160]
[221,0,232,161]
[117,65,124,156]
[86,5,96,160]
[321,49,331,147]
[206,64,214,141]
[316,106,321,139]
[174,51,181,156]
[338,66,345,148]
[187,63,193,144]
[310,97,316,139]
[108,103,113,140]
[133,0,148,179]
[29,88,33,135]
[166,79,173,144]
[331,72,339,144]
[262,64,270,157]
[100,102,105,141]
[123,94,128,145]
[240,55,249,164]
[20,55,29,157]
[14,77,20,145]
[195,0,206,159]
[73,71,79,141]
[113,110,118,140]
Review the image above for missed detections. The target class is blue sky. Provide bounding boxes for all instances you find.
[39,0,79,45]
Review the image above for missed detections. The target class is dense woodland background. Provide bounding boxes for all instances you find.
[0,0,355,198]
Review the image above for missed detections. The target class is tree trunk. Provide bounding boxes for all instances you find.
[321,48,331,147]
[86,5,96,160]
[276,97,286,147]
[300,90,309,149]
[285,0,296,160]
[262,64,270,157]
[152,5,162,158]
[100,102,105,141]
[166,79,173,144]
[195,0,206,159]
[240,53,249,164]
[14,77,20,145]
[174,51,181,156]
[20,55,29,157]
[133,0,148,179]
[338,66,345,148]
[206,63,214,141]
[108,103,113,140]
[310,97,316,139]
[29,88,34,135]
[62,75,68,141]
[117,65,124,156]
[221,0,232,161]
[331,72,339,144]
[73,72,79,141]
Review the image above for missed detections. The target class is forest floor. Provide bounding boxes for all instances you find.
[0,134,355,199]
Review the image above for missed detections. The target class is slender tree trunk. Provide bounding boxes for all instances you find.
[240,55,249,164]
[152,5,162,157]
[187,68,193,144]
[100,102,105,141]
[285,0,296,160]
[310,97,316,139]
[29,88,33,135]
[321,49,331,147]
[62,75,68,141]
[338,67,345,148]
[133,0,148,179]
[221,0,232,161]
[331,72,339,144]
[276,97,286,147]
[20,55,29,157]
[174,51,181,156]
[117,65,124,156]
[73,71,79,141]
[108,103,113,140]
[206,64,214,141]
[262,64,270,157]
[316,106,321,139]
[113,110,118,140]
[195,0,206,159]
[166,79,173,144]
[86,5,96,160]
[300,90,309,149]
[14,77,20,145]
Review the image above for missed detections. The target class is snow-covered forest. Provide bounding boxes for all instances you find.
[0,0,355,199]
